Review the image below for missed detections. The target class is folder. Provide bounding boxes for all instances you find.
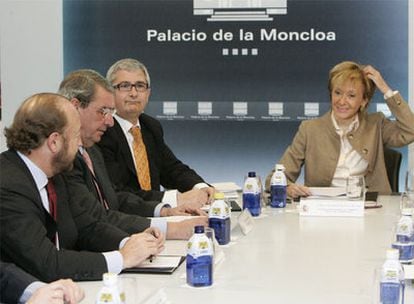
[122,256,186,274]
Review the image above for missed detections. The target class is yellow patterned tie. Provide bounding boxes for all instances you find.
[129,126,152,190]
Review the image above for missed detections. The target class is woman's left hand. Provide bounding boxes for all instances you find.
[363,65,391,95]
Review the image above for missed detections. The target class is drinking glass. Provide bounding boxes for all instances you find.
[400,191,414,213]
[405,169,414,192]
[204,227,216,255]
[346,175,365,201]
[118,276,138,304]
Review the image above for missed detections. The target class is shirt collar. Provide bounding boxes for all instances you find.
[114,113,141,134]
[330,112,359,134]
[16,151,48,191]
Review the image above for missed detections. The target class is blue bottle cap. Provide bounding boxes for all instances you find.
[194,225,205,233]
[248,171,256,177]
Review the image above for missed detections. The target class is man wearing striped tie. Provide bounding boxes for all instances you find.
[59,69,207,240]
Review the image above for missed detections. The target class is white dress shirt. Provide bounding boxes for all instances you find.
[17,152,124,275]
[114,114,208,208]
[330,114,369,188]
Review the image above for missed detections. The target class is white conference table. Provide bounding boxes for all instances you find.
[79,195,413,303]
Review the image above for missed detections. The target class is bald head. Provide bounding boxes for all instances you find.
[5,93,74,153]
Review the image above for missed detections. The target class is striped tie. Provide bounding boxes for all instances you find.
[81,149,110,209]
[129,126,151,190]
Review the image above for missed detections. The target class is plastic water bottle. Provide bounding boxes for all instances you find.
[209,192,231,245]
[392,209,414,263]
[186,225,213,287]
[242,171,261,216]
[270,164,287,208]
[96,273,123,304]
[379,248,405,304]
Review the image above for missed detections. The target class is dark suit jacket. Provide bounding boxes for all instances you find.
[0,150,128,282]
[98,114,205,201]
[63,146,156,233]
[0,262,37,304]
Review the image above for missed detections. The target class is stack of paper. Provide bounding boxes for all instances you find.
[211,182,241,199]
[308,187,346,198]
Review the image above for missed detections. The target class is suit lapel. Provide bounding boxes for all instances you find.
[5,150,57,241]
[113,119,137,177]
[139,116,155,186]
[5,150,49,212]
[76,152,97,195]
[86,146,112,208]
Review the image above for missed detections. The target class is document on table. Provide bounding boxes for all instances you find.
[159,240,187,256]
[122,240,187,274]
[308,187,346,197]
[211,182,241,199]
[122,256,185,274]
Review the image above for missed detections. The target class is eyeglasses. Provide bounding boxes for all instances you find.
[113,81,149,92]
[96,107,115,118]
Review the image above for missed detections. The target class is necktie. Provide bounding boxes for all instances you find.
[46,179,57,221]
[129,126,151,190]
[46,179,58,246]
[81,149,109,209]
[81,148,95,175]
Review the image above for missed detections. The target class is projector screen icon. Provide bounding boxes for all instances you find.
[194,0,287,22]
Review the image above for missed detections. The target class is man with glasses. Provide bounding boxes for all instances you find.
[60,69,207,240]
[98,58,215,209]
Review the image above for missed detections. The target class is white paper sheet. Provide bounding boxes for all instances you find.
[308,187,346,197]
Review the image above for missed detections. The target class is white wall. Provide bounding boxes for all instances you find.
[0,0,63,151]
[0,0,413,173]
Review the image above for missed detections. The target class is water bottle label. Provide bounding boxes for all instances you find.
[209,200,230,219]
[187,235,213,258]
[381,268,399,282]
[271,171,287,185]
[99,293,114,302]
[396,221,413,236]
[243,178,260,194]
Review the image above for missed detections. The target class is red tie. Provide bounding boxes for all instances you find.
[46,179,58,246]
[46,179,57,221]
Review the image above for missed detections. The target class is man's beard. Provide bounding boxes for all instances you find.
[52,140,75,174]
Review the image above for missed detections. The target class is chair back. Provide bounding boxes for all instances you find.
[384,147,402,193]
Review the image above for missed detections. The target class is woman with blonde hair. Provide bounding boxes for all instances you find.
[273,61,414,197]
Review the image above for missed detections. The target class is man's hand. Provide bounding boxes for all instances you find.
[144,227,165,243]
[166,216,208,240]
[120,231,165,269]
[177,189,209,208]
[161,205,207,217]
[27,279,84,304]
[201,186,215,203]
[287,184,311,199]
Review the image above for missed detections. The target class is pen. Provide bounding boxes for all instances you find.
[149,255,155,263]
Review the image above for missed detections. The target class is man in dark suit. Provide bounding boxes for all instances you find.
[98,58,215,207]
[0,262,84,304]
[59,69,207,240]
[0,93,164,282]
